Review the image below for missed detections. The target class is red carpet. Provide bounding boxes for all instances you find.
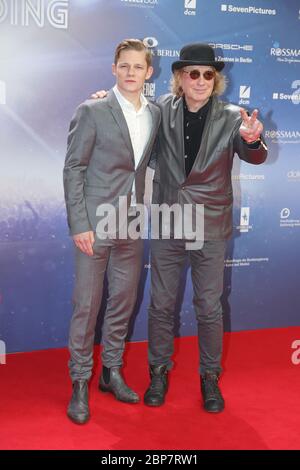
[1,327,300,450]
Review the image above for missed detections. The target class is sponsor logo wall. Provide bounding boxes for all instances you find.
[1,0,299,352]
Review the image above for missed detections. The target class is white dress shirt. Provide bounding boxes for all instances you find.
[113,85,152,208]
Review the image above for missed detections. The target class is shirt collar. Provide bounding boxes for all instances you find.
[183,96,212,119]
[113,85,148,114]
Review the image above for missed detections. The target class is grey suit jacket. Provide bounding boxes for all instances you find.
[152,93,267,240]
[63,89,161,236]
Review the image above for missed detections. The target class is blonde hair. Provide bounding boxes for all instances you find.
[114,39,152,68]
[170,68,227,97]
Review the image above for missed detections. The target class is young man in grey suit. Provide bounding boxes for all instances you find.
[63,39,160,424]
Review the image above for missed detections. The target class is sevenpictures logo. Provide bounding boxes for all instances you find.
[272,81,300,105]
[0,0,69,29]
[220,4,276,15]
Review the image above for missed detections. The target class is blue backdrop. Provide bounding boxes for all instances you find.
[0,0,300,353]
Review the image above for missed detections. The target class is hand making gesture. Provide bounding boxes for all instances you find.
[239,108,263,144]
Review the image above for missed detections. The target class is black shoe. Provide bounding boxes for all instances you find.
[67,380,90,424]
[201,371,224,413]
[144,364,168,407]
[99,366,140,404]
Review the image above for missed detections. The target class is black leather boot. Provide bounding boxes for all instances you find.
[144,364,168,407]
[99,366,140,404]
[201,371,224,413]
[67,380,90,424]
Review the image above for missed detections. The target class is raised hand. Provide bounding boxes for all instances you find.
[239,108,263,143]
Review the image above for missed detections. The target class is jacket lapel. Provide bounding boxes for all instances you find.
[107,89,135,164]
[169,96,186,175]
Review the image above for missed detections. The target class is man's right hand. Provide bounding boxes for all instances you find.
[91,90,108,99]
[72,231,95,256]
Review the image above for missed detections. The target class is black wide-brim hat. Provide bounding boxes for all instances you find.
[172,43,225,72]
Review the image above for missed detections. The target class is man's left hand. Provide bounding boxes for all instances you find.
[239,108,263,143]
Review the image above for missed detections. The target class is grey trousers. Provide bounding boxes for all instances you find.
[68,238,143,382]
[148,239,226,376]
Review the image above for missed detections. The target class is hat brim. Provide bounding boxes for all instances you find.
[171,60,225,73]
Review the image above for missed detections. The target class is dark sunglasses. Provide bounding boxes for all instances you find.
[182,69,216,81]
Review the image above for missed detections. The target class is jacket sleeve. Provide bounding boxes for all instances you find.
[233,122,268,165]
[63,103,96,236]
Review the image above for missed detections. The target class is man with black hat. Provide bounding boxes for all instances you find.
[143,43,267,412]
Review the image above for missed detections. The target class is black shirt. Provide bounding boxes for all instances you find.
[183,96,211,177]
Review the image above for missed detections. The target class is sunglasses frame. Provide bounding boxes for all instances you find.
[182,69,216,81]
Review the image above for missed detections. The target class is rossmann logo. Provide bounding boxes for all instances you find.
[271,46,300,63]
[271,48,300,57]
[266,130,300,140]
